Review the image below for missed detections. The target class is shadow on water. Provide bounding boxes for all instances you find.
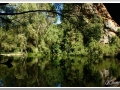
[0,54,120,87]
[0,55,13,68]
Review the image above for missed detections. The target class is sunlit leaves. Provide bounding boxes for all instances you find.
[45,25,62,43]
[17,34,27,51]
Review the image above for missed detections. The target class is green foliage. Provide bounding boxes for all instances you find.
[69,32,87,55]
[45,68,63,86]
[2,3,120,87]
[0,30,18,52]
[50,43,62,54]
[109,63,120,77]
[38,39,50,55]
[1,53,120,86]
[0,3,120,58]
[82,22,102,45]
[17,34,27,51]
[110,36,120,47]
[83,63,102,86]
[45,25,63,44]
[117,29,120,38]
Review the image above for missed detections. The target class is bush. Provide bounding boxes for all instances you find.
[83,23,102,45]
[82,63,102,86]
[117,29,120,38]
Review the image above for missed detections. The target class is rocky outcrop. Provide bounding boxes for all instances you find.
[99,69,120,87]
[99,69,109,78]
[93,3,120,44]
[104,3,120,26]
[72,3,120,44]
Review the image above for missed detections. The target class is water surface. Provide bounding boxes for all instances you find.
[0,54,120,87]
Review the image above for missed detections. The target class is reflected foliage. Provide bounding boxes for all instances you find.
[0,55,120,87]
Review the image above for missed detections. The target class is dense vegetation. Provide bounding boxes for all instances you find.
[0,3,120,87]
[0,3,120,58]
[1,55,120,87]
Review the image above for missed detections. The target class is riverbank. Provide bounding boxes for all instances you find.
[0,52,26,57]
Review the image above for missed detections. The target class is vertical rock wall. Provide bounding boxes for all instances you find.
[71,3,120,44]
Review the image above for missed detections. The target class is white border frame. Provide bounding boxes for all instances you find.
[0,0,120,3]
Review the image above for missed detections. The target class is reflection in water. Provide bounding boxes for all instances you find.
[0,55,120,87]
[0,57,13,68]
[0,79,4,86]
[56,83,61,87]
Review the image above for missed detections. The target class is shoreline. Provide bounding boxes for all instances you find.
[0,52,25,56]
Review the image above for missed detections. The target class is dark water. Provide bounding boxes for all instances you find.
[0,54,120,87]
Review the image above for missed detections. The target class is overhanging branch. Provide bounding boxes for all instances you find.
[0,10,76,18]
[0,10,64,16]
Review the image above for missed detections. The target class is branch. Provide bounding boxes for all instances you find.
[0,10,64,16]
[0,10,76,18]
[0,9,79,24]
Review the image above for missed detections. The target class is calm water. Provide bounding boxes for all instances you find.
[0,54,120,87]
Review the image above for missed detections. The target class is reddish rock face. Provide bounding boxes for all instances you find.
[95,3,120,43]
[93,3,119,28]
[69,3,120,44]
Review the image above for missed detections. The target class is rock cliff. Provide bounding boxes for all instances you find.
[70,3,120,44]
[97,3,120,44]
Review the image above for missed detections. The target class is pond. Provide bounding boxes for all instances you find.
[0,54,120,87]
